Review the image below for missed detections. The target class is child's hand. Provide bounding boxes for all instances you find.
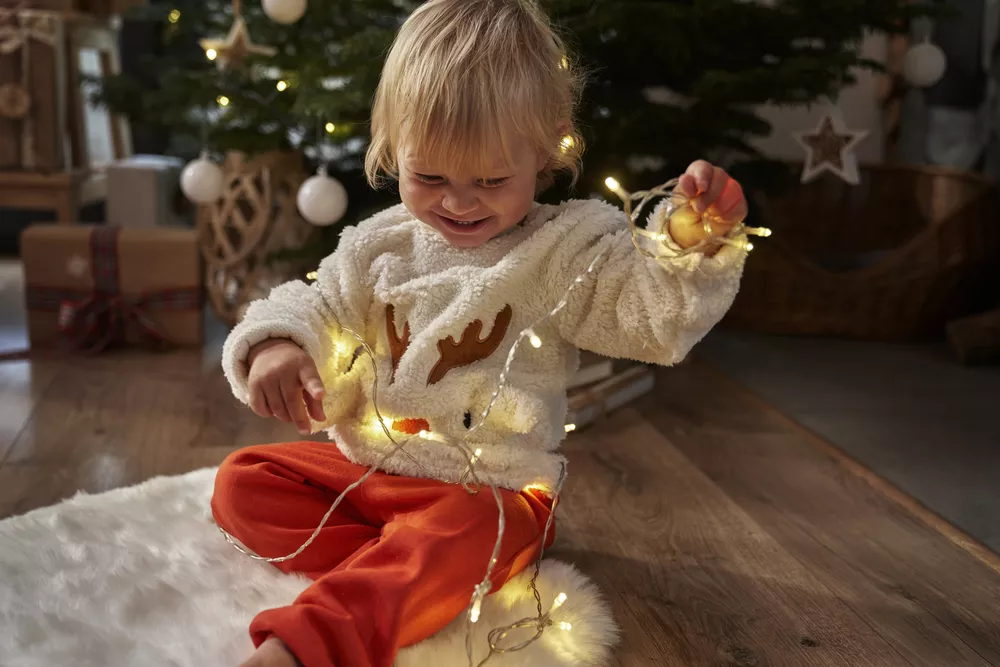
[247,339,326,434]
[672,160,747,250]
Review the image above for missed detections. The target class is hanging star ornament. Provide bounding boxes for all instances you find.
[794,115,868,185]
[200,16,277,71]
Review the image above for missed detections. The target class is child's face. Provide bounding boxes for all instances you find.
[398,136,545,248]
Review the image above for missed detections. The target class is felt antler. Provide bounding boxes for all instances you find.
[385,304,410,383]
[428,305,513,385]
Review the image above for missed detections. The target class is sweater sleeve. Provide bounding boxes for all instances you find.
[220,225,372,426]
[547,199,747,366]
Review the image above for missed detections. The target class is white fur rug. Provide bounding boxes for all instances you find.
[0,469,617,667]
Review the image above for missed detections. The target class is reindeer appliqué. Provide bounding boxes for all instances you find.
[385,304,514,385]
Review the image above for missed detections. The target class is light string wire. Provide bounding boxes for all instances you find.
[217,176,770,662]
[604,176,772,261]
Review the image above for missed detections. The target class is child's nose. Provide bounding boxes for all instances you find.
[441,189,478,216]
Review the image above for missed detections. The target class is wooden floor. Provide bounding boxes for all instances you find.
[1,338,999,665]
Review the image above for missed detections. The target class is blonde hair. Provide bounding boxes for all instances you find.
[365,0,584,190]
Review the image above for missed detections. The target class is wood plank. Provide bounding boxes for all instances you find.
[0,350,313,518]
[556,411,911,667]
[642,362,1000,665]
[0,358,58,465]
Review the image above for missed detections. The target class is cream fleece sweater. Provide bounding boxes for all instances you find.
[222,199,746,491]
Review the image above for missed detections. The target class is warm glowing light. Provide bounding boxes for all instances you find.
[523,483,550,494]
[559,135,575,152]
[418,430,431,439]
[746,241,754,252]
[206,48,218,60]
[528,331,542,348]
[604,176,621,192]
[560,55,569,70]
[168,9,181,22]
[306,270,318,281]
[760,227,773,237]
[325,122,336,133]
[470,598,483,623]
[550,592,568,611]
[558,621,573,631]
[475,448,483,457]
[217,95,230,106]
[564,424,576,433]
[276,80,288,91]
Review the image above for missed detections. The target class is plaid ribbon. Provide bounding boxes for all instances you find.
[24,227,201,353]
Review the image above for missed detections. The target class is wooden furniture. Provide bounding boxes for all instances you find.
[0,167,104,222]
[0,7,131,222]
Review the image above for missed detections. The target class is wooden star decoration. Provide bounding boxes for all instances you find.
[794,114,868,185]
[200,16,276,71]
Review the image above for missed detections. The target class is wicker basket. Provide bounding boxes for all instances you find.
[724,163,1000,339]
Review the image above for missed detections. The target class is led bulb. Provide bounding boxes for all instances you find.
[206,48,218,60]
[558,622,573,631]
[604,177,620,192]
[470,597,483,624]
[550,592,568,611]
[418,430,430,439]
[560,135,575,152]
[528,331,542,348]
[746,241,754,252]
[325,122,336,133]
[305,270,318,281]
[217,95,230,107]
[168,9,180,22]
[276,80,289,91]
[564,424,577,433]
[475,448,483,457]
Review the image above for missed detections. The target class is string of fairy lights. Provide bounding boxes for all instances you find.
[218,176,772,664]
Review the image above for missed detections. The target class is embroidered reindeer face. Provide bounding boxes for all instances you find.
[385,304,513,386]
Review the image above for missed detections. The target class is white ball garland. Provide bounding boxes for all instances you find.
[297,166,348,226]
[903,41,947,88]
[262,0,307,24]
[180,153,225,204]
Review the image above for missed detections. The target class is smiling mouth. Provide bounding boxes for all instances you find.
[437,213,492,232]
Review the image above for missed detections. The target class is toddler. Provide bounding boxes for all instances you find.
[212,1,749,666]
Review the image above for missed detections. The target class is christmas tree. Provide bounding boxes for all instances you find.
[97,0,942,261]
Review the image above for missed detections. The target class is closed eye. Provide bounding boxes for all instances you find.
[414,173,445,185]
[478,177,510,189]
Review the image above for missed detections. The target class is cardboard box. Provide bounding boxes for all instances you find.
[107,155,189,228]
[21,224,203,350]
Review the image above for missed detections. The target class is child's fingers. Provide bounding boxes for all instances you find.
[684,160,714,192]
[249,386,272,418]
[693,166,729,213]
[265,385,291,423]
[716,178,748,223]
[304,392,326,423]
[299,364,326,400]
[677,174,699,198]
[281,378,311,434]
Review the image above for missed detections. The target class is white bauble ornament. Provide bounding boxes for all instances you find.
[297,167,348,226]
[262,0,307,24]
[180,153,225,204]
[903,42,947,88]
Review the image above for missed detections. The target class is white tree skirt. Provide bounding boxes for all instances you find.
[0,469,617,667]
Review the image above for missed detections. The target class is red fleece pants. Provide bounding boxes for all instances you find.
[211,441,554,667]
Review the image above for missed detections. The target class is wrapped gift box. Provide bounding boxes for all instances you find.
[107,155,189,228]
[20,225,203,350]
